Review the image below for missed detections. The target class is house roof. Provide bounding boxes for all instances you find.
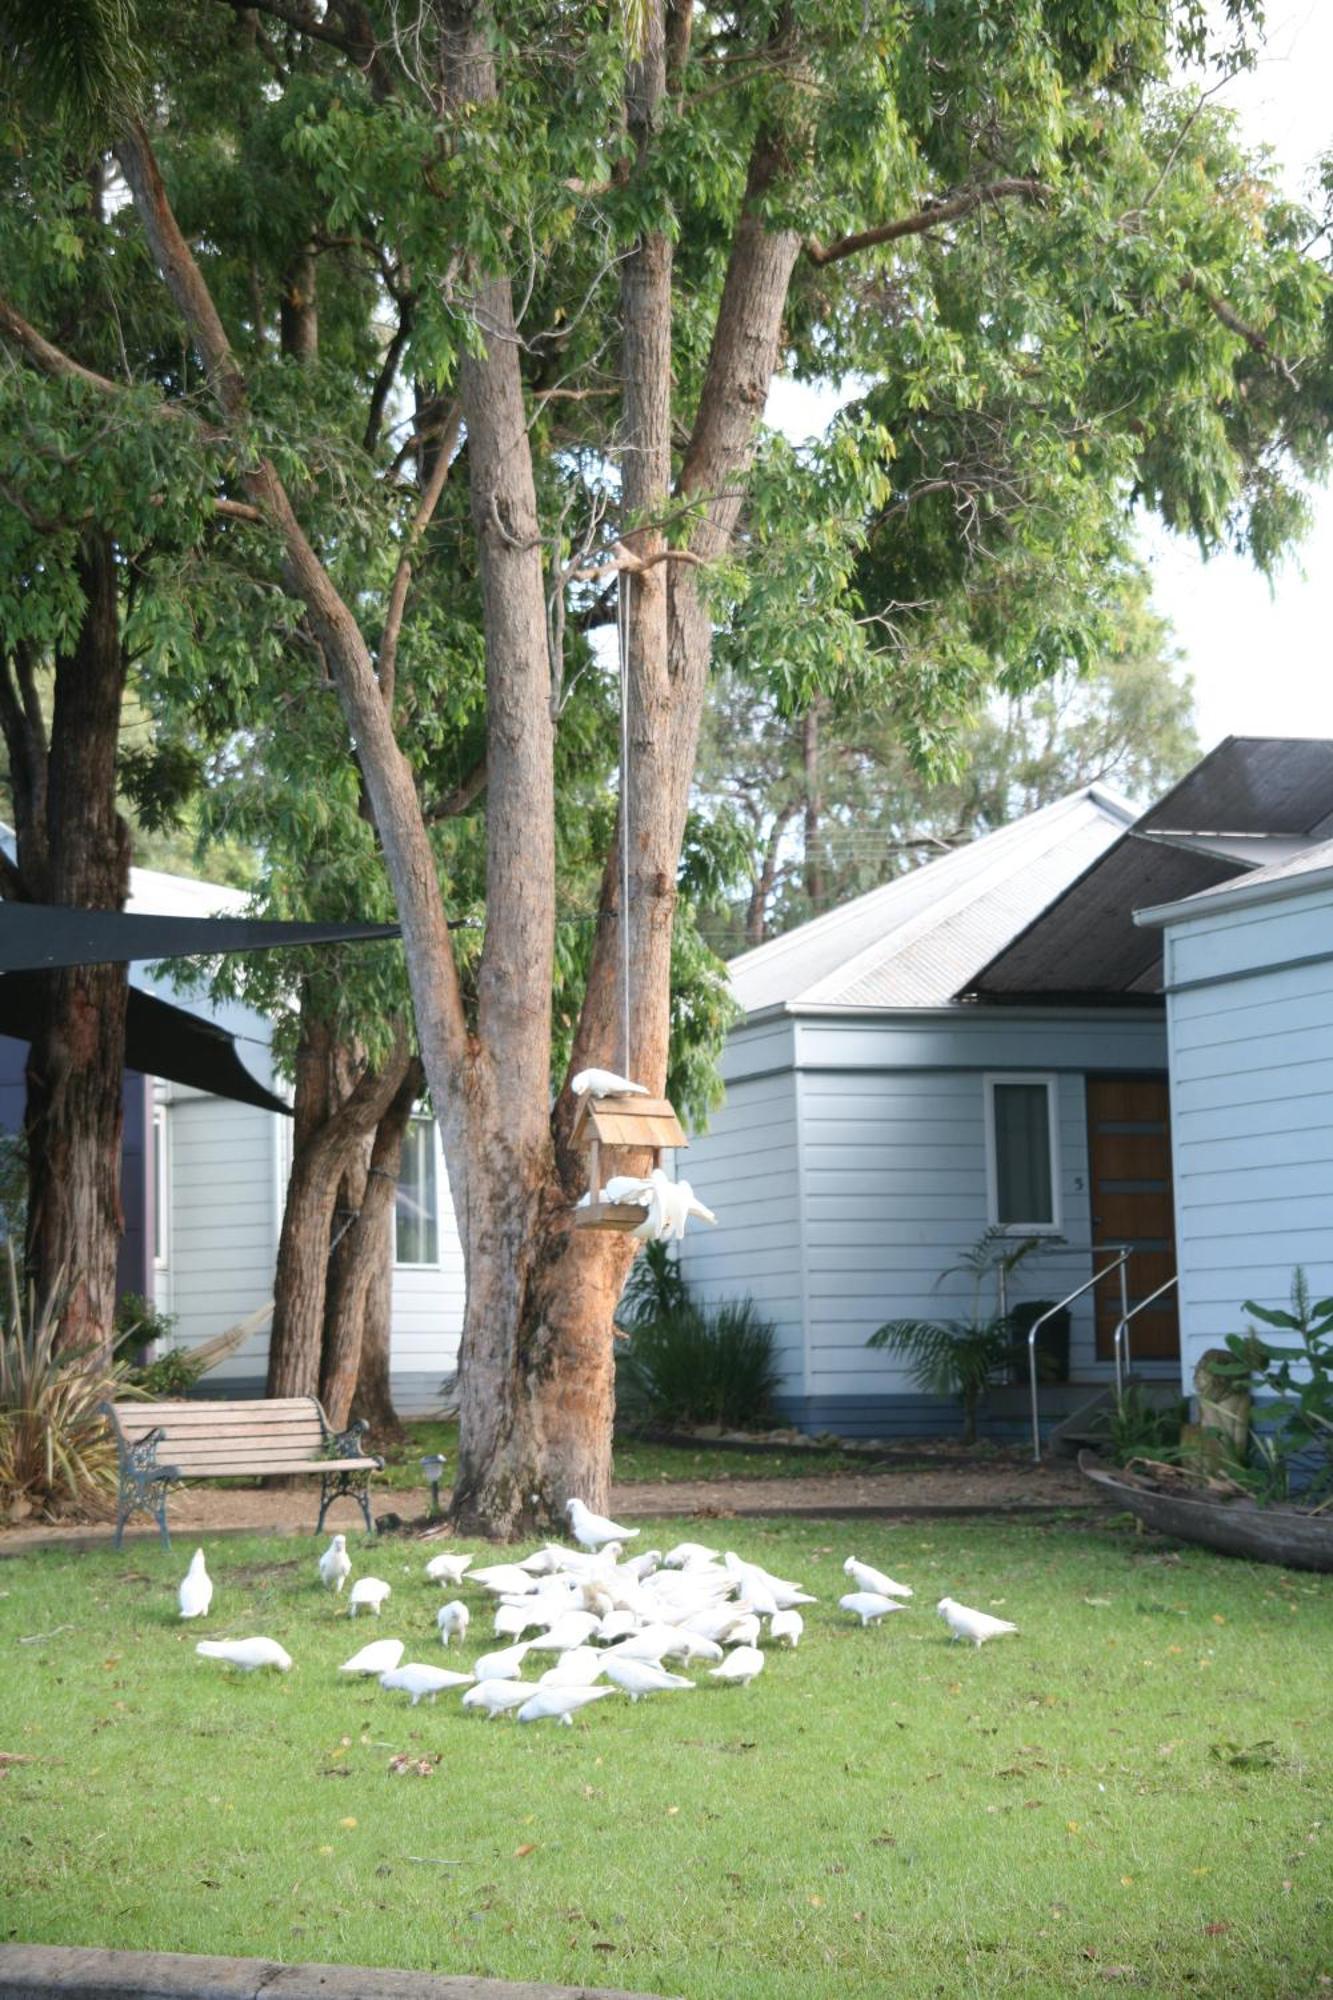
[966,737,1333,1001]
[1136,831,1333,928]
[727,784,1137,1016]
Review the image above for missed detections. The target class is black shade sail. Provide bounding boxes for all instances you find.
[0,973,291,1114]
[0,902,399,975]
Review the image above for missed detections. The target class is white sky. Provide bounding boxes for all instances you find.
[768,1,1333,749]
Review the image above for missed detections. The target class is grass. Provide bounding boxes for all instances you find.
[2,1518,1331,1998]
[386,1420,875,1490]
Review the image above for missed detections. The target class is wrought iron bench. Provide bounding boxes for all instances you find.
[99,1396,383,1549]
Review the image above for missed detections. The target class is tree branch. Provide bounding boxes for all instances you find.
[363,298,415,454]
[214,497,265,523]
[805,179,1051,267]
[1178,270,1300,388]
[378,400,462,708]
[424,758,488,823]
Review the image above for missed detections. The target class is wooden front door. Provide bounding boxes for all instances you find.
[1086,1076,1179,1361]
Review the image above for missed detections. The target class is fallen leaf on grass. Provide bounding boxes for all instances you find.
[1204,1923,1230,1936]
[0,1752,37,1768]
[388,1754,438,1778]
[513,1843,537,1859]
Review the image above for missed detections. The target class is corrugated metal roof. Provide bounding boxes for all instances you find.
[727,786,1136,1015]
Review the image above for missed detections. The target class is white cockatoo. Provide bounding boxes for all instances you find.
[378,1663,474,1706]
[603,1656,694,1703]
[517,1685,616,1727]
[602,1625,678,1665]
[571,1069,648,1099]
[566,1497,639,1551]
[538,1647,607,1689]
[437,1601,470,1647]
[937,1597,1018,1647]
[840,1592,905,1627]
[769,1609,804,1648]
[348,1576,391,1617]
[196,1637,291,1673]
[527,1611,602,1654]
[462,1679,533,1719]
[709,1645,765,1687]
[339,1638,405,1676]
[319,1535,352,1594]
[723,1613,762,1648]
[844,1556,912,1600]
[424,1551,473,1588]
[178,1548,213,1621]
[662,1541,720,1569]
[469,1562,539,1597]
[472,1640,534,1683]
[661,1630,724,1666]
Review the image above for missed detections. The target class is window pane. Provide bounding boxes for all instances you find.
[395,1118,439,1264]
[993,1083,1054,1226]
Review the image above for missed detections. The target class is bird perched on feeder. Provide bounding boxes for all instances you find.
[937,1597,1018,1647]
[196,1637,291,1673]
[178,1548,213,1620]
[319,1535,352,1594]
[571,1068,648,1098]
[567,1496,639,1550]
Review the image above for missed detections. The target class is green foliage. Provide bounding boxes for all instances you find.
[1213,1269,1333,1505]
[0,1276,128,1518]
[1105,1384,1186,1467]
[616,1249,779,1431]
[112,1292,200,1395]
[111,1290,178,1361]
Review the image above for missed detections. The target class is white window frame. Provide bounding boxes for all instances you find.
[983,1073,1063,1234]
[395,1113,442,1270]
[152,1099,170,1272]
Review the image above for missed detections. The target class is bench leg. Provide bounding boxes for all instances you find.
[359,1485,375,1536]
[114,1496,128,1552]
[155,1486,172,1550]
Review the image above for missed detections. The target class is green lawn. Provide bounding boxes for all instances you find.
[2,1518,1330,1998]
[386,1420,879,1489]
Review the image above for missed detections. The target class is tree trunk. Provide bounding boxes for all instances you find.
[802,701,826,914]
[323,1056,421,1430]
[18,533,131,1358]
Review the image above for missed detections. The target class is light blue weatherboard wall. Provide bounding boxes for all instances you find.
[679,1007,1169,1435]
[1159,877,1333,1387]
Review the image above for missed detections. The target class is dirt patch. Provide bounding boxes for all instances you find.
[0,1449,1099,1553]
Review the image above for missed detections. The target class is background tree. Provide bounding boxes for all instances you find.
[1,0,1329,1534]
[698,574,1200,946]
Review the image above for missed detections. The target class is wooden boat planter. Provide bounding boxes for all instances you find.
[1079,1450,1333,1573]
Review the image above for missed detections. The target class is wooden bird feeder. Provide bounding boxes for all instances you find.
[572,1090,687,1232]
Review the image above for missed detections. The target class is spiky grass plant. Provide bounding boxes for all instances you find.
[0,1260,127,1518]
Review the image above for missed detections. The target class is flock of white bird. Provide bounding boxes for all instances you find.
[570,1069,717,1242]
[184,1496,1018,1722]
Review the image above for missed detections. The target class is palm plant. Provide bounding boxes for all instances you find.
[0,1253,128,1518]
[865,1228,1042,1444]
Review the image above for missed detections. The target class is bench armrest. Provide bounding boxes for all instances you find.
[100,1402,168,1472]
[319,1414,384,1471]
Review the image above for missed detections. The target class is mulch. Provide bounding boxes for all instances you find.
[0,1450,1103,1555]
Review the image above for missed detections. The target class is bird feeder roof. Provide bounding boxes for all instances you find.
[572,1092,686,1150]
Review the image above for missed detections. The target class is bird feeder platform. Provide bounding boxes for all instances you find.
[572,1090,687,1233]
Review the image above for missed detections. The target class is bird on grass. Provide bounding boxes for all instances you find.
[839,1592,906,1627]
[662,1541,719,1569]
[348,1576,391,1617]
[196,1637,291,1673]
[603,1657,694,1703]
[436,1602,469,1647]
[379,1663,474,1706]
[567,1497,639,1551]
[424,1551,474,1588]
[178,1548,213,1621]
[472,1640,534,1682]
[462,1680,532,1720]
[538,1648,607,1688]
[571,1069,648,1098]
[769,1610,803,1648]
[937,1597,1018,1647]
[319,1535,352,1594]
[517,1685,616,1727]
[709,1645,764,1687]
[844,1556,912,1600]
[339,1638,404,1676]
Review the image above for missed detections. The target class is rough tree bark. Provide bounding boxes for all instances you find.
[265,999,410,1400]
[0,535,131,1358]
[322,1056,421,1431]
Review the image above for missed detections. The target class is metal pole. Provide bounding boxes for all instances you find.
[617,568,633,1080]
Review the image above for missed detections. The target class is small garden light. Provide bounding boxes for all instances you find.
[420,1453,446,1516]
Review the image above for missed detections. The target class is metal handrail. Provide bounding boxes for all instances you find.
[1027,1249,1131,1465]
[1112,1274,1179,1404]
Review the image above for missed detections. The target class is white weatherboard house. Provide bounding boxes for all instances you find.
[1138,836,1333,1391]
[677,737,1333,1441]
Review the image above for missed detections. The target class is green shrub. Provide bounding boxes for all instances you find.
[616,1255,779,1430]
[1105,1383,1186,1466]
[1213,1268,1333,1505]
[0,1287,129,1520]
[113,1291,179,1364]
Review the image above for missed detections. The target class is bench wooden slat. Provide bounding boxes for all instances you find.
[117,1420,326,1442]
[162,1459,381,1475]
[110,1399,318,1417]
